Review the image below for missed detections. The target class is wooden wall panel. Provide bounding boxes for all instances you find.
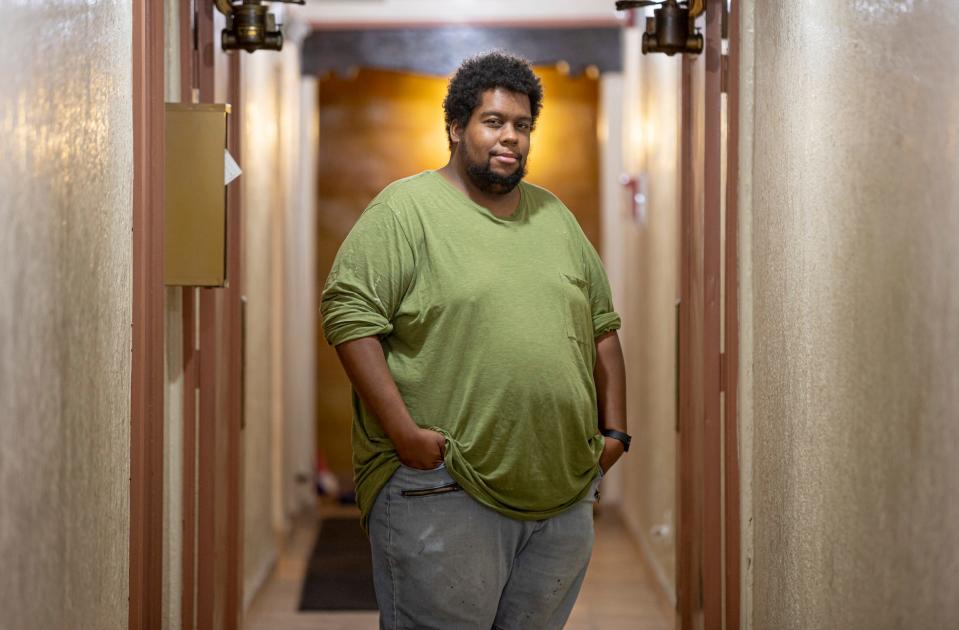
[679,40,707,630]
[189,3,244,628]
[131,0,166,627]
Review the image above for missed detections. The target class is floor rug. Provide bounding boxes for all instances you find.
[298,517,378,611]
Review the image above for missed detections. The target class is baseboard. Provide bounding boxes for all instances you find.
[243,548,279,612]
[618,506,677,608]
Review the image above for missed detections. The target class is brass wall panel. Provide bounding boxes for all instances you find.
[164,103,230,286]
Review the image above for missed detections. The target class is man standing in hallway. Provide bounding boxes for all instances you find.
[321,51,630,629]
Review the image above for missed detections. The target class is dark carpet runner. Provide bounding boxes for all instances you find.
[298,517,378,611]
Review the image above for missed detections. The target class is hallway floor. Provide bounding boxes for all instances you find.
[246,503,674,630]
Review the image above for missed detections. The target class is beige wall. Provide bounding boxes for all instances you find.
[241,35,318,607]
[280,43,318,522]
[0,3,133,629]
[242,49,283,605]
[739,1,959,627]
[604,26,681,601]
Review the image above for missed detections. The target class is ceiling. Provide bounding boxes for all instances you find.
[289,0,625,28]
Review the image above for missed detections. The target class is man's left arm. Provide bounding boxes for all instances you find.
[595,330,628,473]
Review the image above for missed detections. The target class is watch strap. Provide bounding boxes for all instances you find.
[601,429,631,452]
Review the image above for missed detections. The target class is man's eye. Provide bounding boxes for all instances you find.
[517,123,531,130]
[486,119,501,126]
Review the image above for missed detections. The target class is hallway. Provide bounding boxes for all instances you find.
[246,507,673,630]
[3,1,959,630]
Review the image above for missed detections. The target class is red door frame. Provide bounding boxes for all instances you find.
[702,1,724,626]
[179,6,198,630]
[724,2,742,628]
[224,47,246,630]
[677,47,701,629]
[130,0,166,627]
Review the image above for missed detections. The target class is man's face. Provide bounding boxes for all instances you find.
[452,87,533,195]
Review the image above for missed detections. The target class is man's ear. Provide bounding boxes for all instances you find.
[449,121,462,146]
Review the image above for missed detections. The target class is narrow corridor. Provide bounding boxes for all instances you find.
[246,506,673,630]
[4,1,959,629]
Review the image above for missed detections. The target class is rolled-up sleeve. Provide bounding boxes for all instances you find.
[321,203,415,347]
[583,239,622,338]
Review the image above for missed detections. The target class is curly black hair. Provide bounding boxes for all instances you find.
[443,51,544,151]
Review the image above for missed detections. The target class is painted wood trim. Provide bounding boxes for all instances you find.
[179,5,199,630]
[197,0,215,100]
[195,3,217,627]
[196,288,218,629]
[702,1,725,628]
[677,53,696,630]
[180,0,193,103]
[224,50,245,629]
[723,1,743,628]
[130,0,166,627]
[181,288,198,630]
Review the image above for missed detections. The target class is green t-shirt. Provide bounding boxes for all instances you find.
[321,170,621,530]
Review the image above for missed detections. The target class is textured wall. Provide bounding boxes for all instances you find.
[241,50,282,605]
[741,1,959,628]
[280,44,317,520]
[604,27,681,600]
[240,41,320,609]
[0,2,133,629]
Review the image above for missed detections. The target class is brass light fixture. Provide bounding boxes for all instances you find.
[214,0,304,53]
[615,0,705,56]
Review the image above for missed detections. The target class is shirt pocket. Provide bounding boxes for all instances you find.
[560,272,591,342]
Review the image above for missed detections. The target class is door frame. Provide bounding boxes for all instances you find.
[130,0,166,627]
[677,0,741,628]
[723,2,743,628]
[702,0,723,626]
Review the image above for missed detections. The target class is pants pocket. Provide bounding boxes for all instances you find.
[400,481,462,497]
[398,461,446,472]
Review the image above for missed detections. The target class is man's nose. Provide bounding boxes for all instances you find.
[499,124,518,145]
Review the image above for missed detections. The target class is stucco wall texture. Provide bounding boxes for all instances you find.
[0,2,133,629]
[742,1,959,628]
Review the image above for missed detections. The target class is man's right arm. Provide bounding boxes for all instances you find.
[335,336,445,470]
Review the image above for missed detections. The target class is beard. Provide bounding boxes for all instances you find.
[461,139,527,195]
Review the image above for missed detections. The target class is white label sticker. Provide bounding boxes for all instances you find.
[224,149,242,185]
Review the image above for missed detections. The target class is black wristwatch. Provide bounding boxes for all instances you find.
[601,429,632,452]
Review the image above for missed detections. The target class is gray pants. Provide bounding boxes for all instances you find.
[368,464,600,630]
